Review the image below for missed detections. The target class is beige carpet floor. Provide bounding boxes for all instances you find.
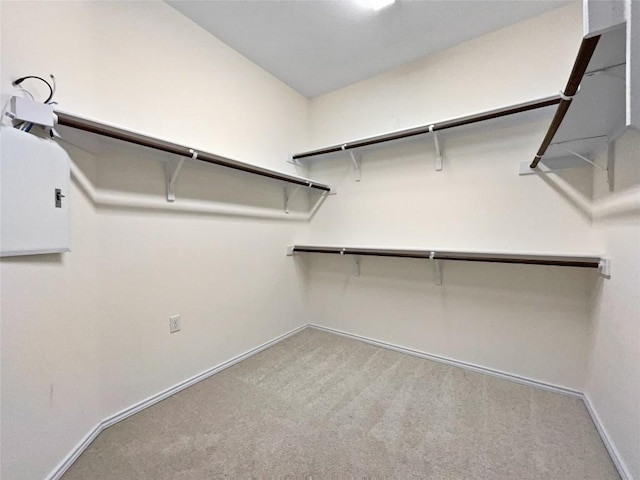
[61,327,619,479]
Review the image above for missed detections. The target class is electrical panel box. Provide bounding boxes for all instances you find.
[9,96,55,127]
[1,127,71,256]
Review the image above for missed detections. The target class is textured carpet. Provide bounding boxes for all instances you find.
[61,328,619,479]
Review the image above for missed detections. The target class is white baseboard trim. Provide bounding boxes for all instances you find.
[309,324,582,398]
[45,324,308,480]
[583,394,631,480]
[45,421,103,480]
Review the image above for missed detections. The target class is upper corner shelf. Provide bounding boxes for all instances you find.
[54,111,332,194]
[291,95,561,161]
[526,24,627,175]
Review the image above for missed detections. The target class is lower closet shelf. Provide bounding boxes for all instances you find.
[287,245,610,278]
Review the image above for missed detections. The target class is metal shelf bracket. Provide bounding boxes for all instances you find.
[352,255,361,276]
[286,154,302,167]
[338,248,360,276]
[341,144,361,181]
[430,251,442,285]
[429,125,443,171]
[598,257,611,277]
[559,145,613,190]
[521,136,614,191]
[166,149,194,202]
[284,184,303,214]
[559,145,607,174]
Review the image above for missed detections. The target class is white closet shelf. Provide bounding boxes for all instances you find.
[54,111,332,194]
[525,25,627,179]
[288,245,608,272]
[291,95,561,161]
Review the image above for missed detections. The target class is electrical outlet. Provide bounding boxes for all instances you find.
[169,314,181,333]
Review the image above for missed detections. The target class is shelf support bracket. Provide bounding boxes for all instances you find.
[339,248,360,276]
[430,251,442,285]
[350,151,362,182]
[558,145,606,173]
[166,149,194,202]
[284,184,303,214]
[341,144,361,181]
[598,257,611,277]
[525,143,613,190]
[429,125,443,171]
[286,154,302,167]
[352,255,361,276]
[558,145,613,190]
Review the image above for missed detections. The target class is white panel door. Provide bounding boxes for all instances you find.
[1,127,71,256]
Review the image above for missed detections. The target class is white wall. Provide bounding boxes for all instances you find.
[0,169,103,480]
[301,3,598,391]
[586,129,640,480]
[0,2,310,479]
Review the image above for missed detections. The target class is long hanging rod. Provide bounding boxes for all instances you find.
[54,111,332,192]
[290,245,602,269]
[529,35,601,169]
[292,95,561,160]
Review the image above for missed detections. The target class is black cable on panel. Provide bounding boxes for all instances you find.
[10,74,57,134]
[12,75,55,104]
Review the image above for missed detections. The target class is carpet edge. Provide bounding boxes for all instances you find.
[44,323,310,480]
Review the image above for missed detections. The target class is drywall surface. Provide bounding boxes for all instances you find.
[0,2,308,479]
[587,129,640,480]
[301,3,598,390]
[307,4,583,152]
[0,176,103,480]
[629,0,639,129]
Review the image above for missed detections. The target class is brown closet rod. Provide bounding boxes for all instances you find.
[530,35,601,168]
[291,246,602,268]
[55,112,332,192]
[292,95,561,160]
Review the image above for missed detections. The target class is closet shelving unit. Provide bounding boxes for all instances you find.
[293,96,561,159]
[523,25,627,182]
[287,27,628,282]
[54,111,332,203]
[288,245,609,284]
[291,95,561,177]
[292,26,627,183]
[287,245,611,285]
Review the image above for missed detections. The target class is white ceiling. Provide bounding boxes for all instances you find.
[167,0,570,99]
